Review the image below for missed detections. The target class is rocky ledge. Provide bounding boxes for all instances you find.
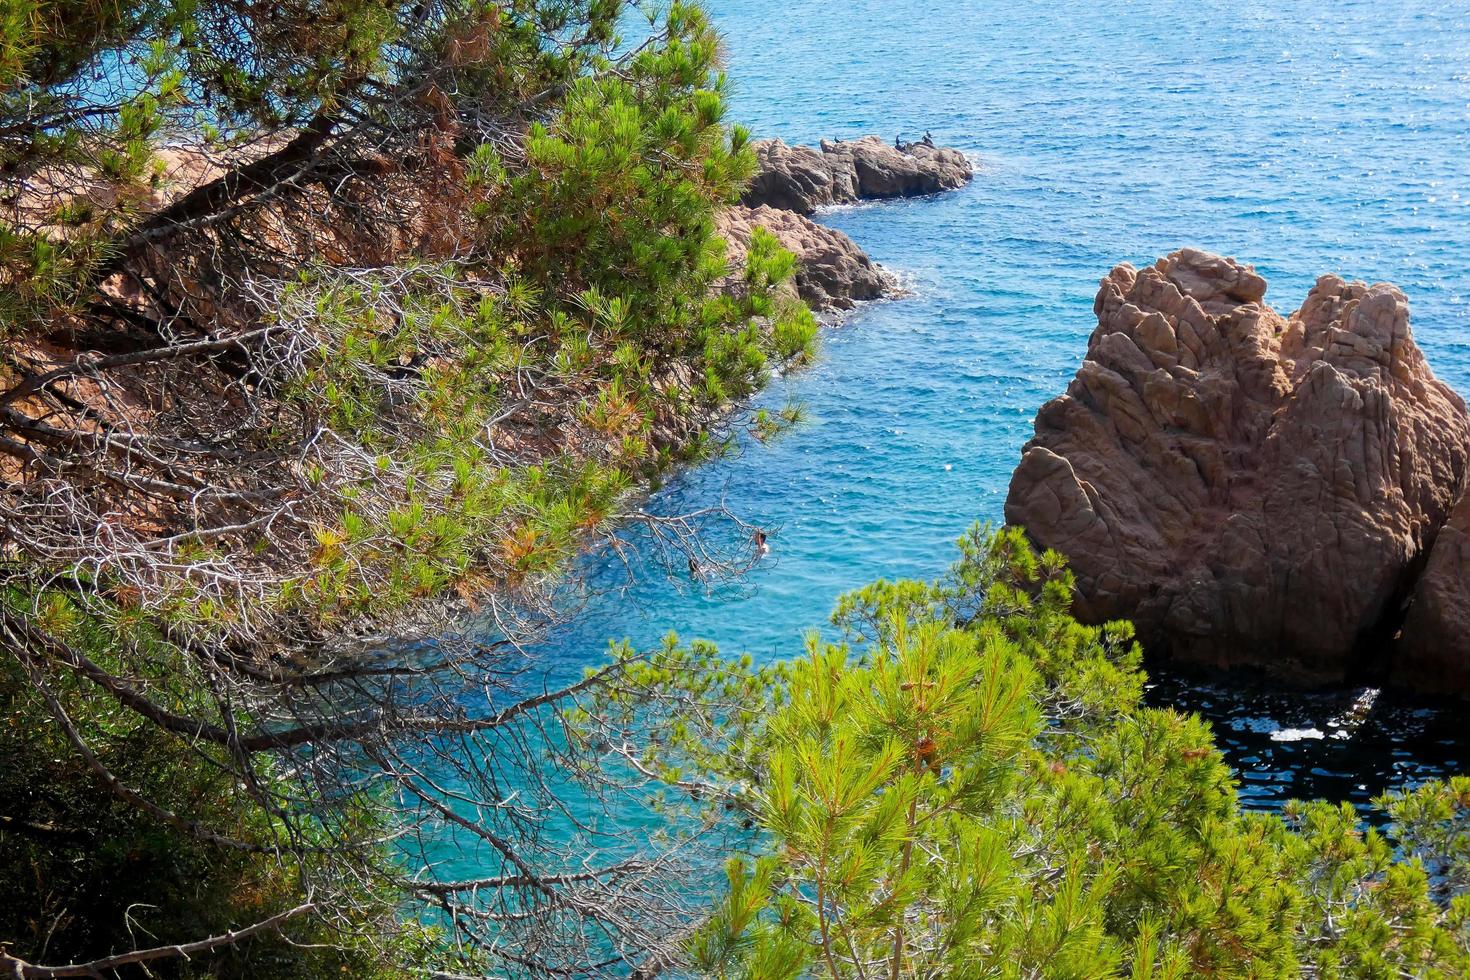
[718,205,896,311]
[723,135,970,312]
[1004,248,1470,693]
[742,135,973,214]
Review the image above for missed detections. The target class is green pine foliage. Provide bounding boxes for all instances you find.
[6,0,1464,974]
[0,587,433,977]
[3,0,818,625]
[1,0,815,971]
[585,527,1470,979]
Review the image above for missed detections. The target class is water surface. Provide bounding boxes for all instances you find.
[537,0,1470,811]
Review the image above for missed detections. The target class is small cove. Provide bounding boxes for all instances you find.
[434,1,1470,886]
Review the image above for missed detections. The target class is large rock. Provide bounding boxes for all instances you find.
[741,136,972,214]
[1004,249,1470,683]
[718,205,896,312]
[1397,489,1470,694]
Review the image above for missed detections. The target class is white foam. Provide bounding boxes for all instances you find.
[813,199,887,216]
[1270,727,1326,742]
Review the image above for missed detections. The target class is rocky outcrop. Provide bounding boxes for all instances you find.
[1397,489,1470,693]
[718,205,897,311]
[716,134,967,313]
[741,136,972,214]
[1004,249,1470,684]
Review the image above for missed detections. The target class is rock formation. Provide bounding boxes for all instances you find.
[718,134,969,312]
[1397,488,1470,693]
[718,205,897,311]
[1004,249,1470,685]
[741,135,972,214]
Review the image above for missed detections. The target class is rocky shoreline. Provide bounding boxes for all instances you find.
[721,136,972,312]
[742,135,973,214]
[1004,249,1470,697]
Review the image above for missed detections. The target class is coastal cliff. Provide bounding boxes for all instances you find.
[1005,249,1470,692]
[0,52,971,964]
[0,0,987,964]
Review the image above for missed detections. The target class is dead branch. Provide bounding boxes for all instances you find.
[0,903,315,979]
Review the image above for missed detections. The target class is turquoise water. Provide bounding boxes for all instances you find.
[520,0,1470,809]
[418,0,1470,929]
[408,4,1470,897]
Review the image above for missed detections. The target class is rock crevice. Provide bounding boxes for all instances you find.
[1398,490,1470,692]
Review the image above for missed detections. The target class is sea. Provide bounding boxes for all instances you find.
[425,3,1470,900]
[520,0,1470,813]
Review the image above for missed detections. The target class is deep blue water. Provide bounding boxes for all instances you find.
[517,0,1470,811]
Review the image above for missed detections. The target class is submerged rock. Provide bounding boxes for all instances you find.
[742,135,972,214]
[1004,248,1470,684]
[718,205,896,312]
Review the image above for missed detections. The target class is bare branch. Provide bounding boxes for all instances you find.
[0,903,314,979]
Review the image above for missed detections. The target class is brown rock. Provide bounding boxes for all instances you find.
[741,135,972,214]
[741,141,850,213]
[1004,248,1470,682]
[718,205,897,312]
[1397,489,1470,694]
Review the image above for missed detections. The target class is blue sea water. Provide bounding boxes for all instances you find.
[450,0,1470,848]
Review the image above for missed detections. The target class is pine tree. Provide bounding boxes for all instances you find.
[597,527,1470,979]
[0,0,813,974]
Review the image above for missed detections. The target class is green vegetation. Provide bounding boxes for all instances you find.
[2,0,1465,975]
[585,527,1470,978]
[0,612,431,979]
[1,0,814,973]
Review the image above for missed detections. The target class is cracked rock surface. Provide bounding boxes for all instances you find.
[718,205,896,311]
[1005,248,1470,685]
[1398,488,1470,695]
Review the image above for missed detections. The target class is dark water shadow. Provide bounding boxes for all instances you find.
[1145,662,1469,818]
